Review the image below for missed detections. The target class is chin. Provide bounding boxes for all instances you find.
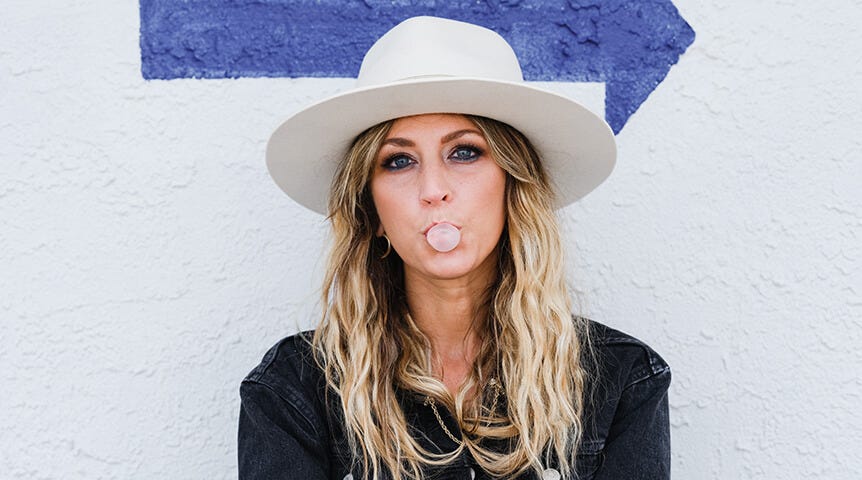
[424,266,476,281]
[416,251,490,280]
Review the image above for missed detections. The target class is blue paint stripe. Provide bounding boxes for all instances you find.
[139,0,694,133]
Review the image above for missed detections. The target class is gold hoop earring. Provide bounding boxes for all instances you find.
[380,234,392,259]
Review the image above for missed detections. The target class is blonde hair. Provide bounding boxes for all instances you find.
[311,115,594,479]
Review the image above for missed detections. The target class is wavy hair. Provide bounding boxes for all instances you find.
[311,114,594,479]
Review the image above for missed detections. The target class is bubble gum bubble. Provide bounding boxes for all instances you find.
[426,223,460,252]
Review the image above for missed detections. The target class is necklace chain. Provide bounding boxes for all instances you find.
[424,378,503,446]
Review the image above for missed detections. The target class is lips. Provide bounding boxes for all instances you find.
[422,221,461,236]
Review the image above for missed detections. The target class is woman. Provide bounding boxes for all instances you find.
[239,16,670,480]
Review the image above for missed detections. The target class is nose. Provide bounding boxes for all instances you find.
[418,163,451,205]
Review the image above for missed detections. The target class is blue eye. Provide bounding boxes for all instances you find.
[450,145,482,162]
[382,154,414,170]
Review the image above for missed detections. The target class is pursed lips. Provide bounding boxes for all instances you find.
[422,221,461,236]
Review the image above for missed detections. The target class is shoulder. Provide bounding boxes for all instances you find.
[582,317,671,391]
[240,331,328,432]
[242,330,323,392]
[576,318,671,456]
[575,319,672,476]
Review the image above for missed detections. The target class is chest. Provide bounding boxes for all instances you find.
[324,396,607,480]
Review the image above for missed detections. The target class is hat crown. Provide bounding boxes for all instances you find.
[357,16,524,87]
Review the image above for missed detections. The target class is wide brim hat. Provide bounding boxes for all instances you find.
[266,16,616,215]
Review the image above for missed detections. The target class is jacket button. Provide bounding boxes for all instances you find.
[469,467,475,479]
[542,469,561,480]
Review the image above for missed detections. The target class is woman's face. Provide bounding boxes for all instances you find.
[370,114,507,283]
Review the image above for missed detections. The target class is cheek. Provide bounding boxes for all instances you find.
[485,170,508,214]
[370,180,402,233]
[492,178,508,235]
[469,171,507,235]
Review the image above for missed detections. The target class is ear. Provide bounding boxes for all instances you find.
[376,224,385,237]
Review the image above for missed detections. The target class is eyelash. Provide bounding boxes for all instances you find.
[381,153,414,171]
[381,144,485,171]
[450,143,484,162]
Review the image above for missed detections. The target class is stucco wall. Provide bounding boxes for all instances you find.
[2,1,860,479]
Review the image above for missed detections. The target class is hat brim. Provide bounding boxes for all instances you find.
[266,77,616,215]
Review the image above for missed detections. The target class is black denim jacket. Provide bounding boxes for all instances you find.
[238,320,671,479]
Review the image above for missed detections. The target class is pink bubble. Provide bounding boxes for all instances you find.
[426,223,461,252]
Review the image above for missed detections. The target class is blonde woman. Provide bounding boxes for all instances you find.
[239,16,670,480]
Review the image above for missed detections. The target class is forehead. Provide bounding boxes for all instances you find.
[385,113,480,140]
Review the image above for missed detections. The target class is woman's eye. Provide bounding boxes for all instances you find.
[450,145,482,162]
[383,154,413,170]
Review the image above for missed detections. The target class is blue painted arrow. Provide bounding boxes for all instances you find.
[139,0,694,133]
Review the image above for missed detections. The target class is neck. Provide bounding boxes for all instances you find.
[403,256,497,394]
[406,276,486,354]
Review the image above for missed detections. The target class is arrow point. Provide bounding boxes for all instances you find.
[604,1,696,133]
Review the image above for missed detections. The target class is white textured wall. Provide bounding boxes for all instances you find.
[2,1,860,479]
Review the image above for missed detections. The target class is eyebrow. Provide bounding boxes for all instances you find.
[381,129,483,148]
[441,129,483,144]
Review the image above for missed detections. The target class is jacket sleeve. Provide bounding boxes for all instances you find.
[594,367,672,480]
[238,379,330,480]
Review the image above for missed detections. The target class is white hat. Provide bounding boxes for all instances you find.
[266,16,616,215]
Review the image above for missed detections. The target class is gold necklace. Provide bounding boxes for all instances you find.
[423,378,503,446]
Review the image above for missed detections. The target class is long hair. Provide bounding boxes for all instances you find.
[311,114,594,479]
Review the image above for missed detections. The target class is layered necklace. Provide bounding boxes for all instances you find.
[423,377,504,446]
